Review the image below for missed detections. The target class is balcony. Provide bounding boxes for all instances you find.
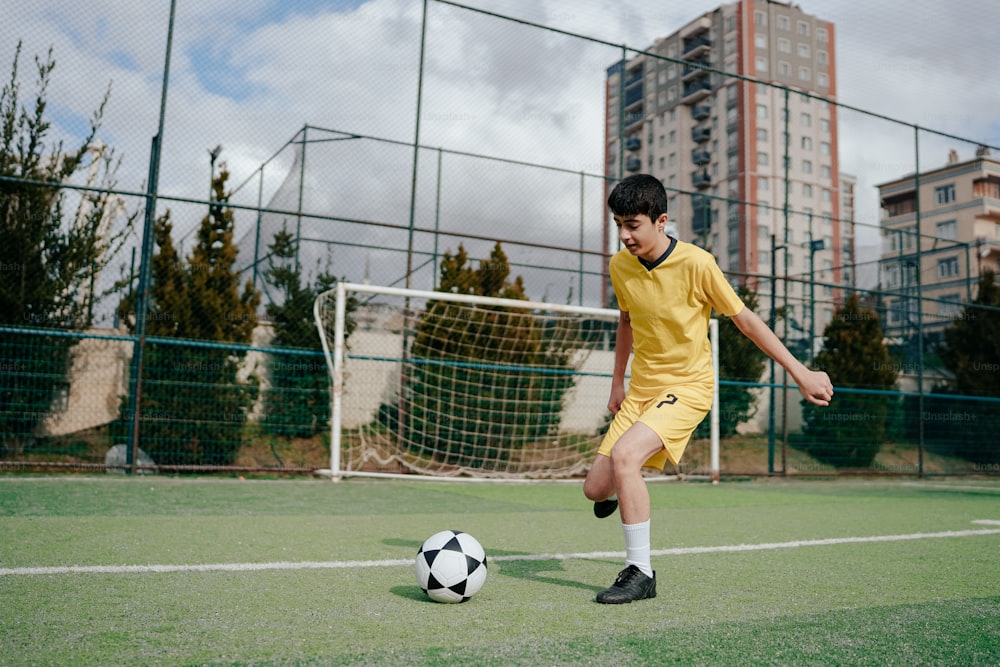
[625,157,642,172]
[682,36,712,59]
[692,170,712,189]
[680,15,712,40]
[682,59,711,80]
[624,82,644,108]
[691,126,711,143]
[682,78,712,105]
[692,149,711,165]
[625,136,642,152]
[691,103,712,121]
[623,65,643,87]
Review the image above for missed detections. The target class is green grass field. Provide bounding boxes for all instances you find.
[1,475,999,666]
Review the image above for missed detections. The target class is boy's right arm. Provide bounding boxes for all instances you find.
[608,311,632,414]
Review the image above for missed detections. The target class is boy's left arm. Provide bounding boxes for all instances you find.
[729,307,834,407]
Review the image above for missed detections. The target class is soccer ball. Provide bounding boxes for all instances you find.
[414,530,488,603]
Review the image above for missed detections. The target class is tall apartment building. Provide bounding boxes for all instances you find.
[877,147,1000,341]
[604,0,842,341]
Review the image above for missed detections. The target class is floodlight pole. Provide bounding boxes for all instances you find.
[126,0,176,474]
[767,234,786,475]
[405,0,429,289]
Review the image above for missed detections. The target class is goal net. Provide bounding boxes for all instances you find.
[314,282,720,481]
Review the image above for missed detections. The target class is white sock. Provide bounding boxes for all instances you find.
[622,519,653,578]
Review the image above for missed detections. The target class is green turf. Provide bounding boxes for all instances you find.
[1,476,999,665]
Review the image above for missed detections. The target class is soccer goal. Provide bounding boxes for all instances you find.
[313,282,720,482]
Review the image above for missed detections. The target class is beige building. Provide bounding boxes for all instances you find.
[603,0,847,343]
[877,147,1000,340]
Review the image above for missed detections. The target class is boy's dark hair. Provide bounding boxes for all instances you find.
[608,174,668,221]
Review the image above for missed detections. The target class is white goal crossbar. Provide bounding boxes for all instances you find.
[314,282,720,482]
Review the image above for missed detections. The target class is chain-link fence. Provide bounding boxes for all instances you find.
[1,0,997,476]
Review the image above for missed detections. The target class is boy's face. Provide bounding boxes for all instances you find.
[614,212,670,262]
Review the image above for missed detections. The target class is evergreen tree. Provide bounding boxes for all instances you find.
[930,270,1000,463]
[0,42,134,454]
[117,166,260,467]
[798,292,897,468]
[939,270,1000,397]
[402,243,576,469]
[261,225,356,438]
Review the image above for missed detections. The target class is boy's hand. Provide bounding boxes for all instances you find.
[607,384,626,414]
[797,369,834,406]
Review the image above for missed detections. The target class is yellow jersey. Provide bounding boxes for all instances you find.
[609,238,745,397]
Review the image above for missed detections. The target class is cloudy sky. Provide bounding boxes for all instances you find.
[2,0,998,308]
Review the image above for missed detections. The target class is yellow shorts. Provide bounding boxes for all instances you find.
[598,383,713,469]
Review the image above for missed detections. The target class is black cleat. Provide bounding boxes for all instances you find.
[595,565,657,604]
[593,498,618,518]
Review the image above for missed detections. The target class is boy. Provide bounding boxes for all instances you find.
[583,174,833,604]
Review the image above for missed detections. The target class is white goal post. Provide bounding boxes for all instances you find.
[314,282,720,482]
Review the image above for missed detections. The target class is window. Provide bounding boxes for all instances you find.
[884,263,900,289]
[758,128,768,141]
[778,61,791,76]
[759,176,769,191]
[939,294,962,320]
[936,219,957,240]
[659,157,665,169]
[799,66,811,82]
[935,184,956,204]
[937,257,960,278]
[756,56,768,73]
[822,189,832,203]
[669,129,676,143]
[820,165,831,179]
[797,21,810,36]
[802,136,813,150]
[755,11,766,26]
[973,177,1000,199]
[757,104,768,120]
[759,152,769,166]
[778,16,790,31]
[802,159,813,174]
[778,38,791,53]
[798,44,811,58]
[755,34,767,49]
[817,27,828,43]
[820,141,830,155]
[817,51,828,66]
[802,183,813,197]
[668,152,676,166]
[799,112,811,127]
[667,65,677,79]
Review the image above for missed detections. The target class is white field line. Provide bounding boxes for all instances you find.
[2,524,998,577]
